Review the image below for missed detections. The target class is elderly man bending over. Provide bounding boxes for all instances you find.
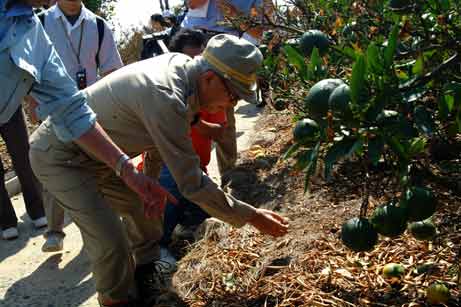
[30,34,289,307]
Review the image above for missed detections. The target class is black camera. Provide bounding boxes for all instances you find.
[76,69,87,90]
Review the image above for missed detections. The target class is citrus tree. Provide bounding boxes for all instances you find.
[256,0,461,250]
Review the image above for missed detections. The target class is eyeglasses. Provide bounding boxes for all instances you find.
[220,77,239,104]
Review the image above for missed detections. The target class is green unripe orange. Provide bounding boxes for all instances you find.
[400,187,437,222]
[370,202,408,237]
[426,282,450,304]
[293,119,320,144]
[299,30,330,57]
[304,79,345,119]
[341,217,378,252]
[382,263,405,279]
[408,219,436,241]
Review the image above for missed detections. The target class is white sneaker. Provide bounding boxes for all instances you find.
[156,247,177,274]
[32,216,48,229]
[2,227,19,240]
[42,233,64,252]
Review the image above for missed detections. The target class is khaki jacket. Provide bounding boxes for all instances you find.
[84,53,256,227]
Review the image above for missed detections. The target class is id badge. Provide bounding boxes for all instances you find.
[76,68,87,90]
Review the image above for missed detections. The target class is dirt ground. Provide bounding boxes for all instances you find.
[0,101,263,307]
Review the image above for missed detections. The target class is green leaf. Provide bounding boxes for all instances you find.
[368,136,384,166]
[282,143,301,160]
[408,137,427,157]
[384,23,399,70]
[350,54,367,105]
[295,149,313,170]
[412,56,424,76]
[339,46,358,60]
[438,95,453,119]
[366,43,383,75]
[284,45,307,78]
[307,47,324,80]
[413,106,436,136]
[386,137,409,161]
[324,138,362,179]
[444,82,461,107]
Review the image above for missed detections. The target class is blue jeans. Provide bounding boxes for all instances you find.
[159,166,209,246]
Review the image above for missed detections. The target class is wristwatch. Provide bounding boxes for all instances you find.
[115,154,130,177]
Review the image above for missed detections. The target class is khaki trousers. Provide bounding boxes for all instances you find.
[29,121,163,302]
[43,190,65,236]
[216,106,237,176]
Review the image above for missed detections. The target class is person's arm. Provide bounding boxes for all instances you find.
[193,119,227,141]
[74,122,177,218]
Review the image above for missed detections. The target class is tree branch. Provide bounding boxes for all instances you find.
[399,53,460,91]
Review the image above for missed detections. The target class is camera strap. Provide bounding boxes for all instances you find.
[60,18,85,68]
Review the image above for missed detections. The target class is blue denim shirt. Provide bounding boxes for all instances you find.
[181,0,260,34]
[0,0,96,142]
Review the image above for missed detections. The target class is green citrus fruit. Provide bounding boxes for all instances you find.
[273,99,287,111]
[299,30,330,57]
[293,118,320,144]
[304,79,345,119]
[426,282,450,304]
[408,219,436,241]
[382,263,405,279]
[341,217,378,252]
[400,187,437,222]
[370,202,408,237]
[328,83,353,121]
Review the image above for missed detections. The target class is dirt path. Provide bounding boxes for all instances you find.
[0,101,262,307]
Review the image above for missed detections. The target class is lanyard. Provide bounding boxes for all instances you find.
[60,18,85,66]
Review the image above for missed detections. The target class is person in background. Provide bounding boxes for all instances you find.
[150,13,168,33]
[1,1,175,306]
[34,0,124,252]
[181,0,272,178]
[0,104,47,240]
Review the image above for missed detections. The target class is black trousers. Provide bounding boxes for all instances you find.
[0,107,44,230]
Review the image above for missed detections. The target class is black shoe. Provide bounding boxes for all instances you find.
[134,261,174,307]
[255,99,266,108]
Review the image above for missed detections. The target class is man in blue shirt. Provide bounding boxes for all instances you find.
[1,1,176,306]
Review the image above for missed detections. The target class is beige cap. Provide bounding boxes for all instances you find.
[202,34,263,103]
